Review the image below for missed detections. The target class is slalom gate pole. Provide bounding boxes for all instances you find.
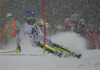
[42,0,46,54]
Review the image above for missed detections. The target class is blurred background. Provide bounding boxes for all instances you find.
[0,0,99,26]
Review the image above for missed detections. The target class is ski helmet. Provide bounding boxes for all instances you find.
[79,19,85,22]
[6,13,13,18]
[25,11,35,20]
[79,19,86,25]
[70,13,80,22]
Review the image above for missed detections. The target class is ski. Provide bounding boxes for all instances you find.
[38,41,82,58]
[53,44,82,59]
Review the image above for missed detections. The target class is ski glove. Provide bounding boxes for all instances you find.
[14,46,21,53]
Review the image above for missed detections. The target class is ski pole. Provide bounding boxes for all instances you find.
[0,51,15,53]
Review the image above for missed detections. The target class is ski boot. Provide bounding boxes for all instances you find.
[74,54,82,59]
[54,50,63,57]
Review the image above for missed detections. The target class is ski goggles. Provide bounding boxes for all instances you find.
[27,17,35,20]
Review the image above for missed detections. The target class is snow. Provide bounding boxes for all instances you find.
[0,32,100,70]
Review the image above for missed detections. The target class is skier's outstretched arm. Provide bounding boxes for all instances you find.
[15,24,26,53]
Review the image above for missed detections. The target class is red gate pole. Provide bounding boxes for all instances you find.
[42,0,46,54]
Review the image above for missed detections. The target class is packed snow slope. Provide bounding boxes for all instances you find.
[0,32,100,70]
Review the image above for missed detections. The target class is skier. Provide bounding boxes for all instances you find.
[15,11,81,58]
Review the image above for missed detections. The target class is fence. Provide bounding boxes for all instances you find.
[0,28,3,45]
[86,30,100,49]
